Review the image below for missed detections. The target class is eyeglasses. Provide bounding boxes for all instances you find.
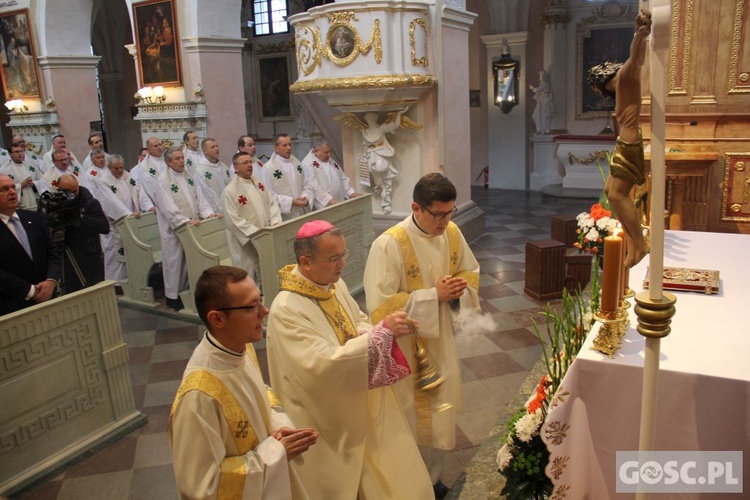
[305,249,350,264]
[420,204,458,221]
[214,301,265,316]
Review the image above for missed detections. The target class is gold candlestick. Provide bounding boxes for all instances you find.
[591,308,629,358]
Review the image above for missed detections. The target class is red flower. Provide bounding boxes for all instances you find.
[238,195,248,205]
[312,161,320,168]
[258,182,265,192]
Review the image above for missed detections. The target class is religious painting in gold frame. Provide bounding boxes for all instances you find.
[575,1,635,119]
[132,0,182,87]
[0,9,42,100]
[326,23,360,66]
[256,54,293,121]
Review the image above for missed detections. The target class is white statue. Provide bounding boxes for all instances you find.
[530,70,556,135]
[335,107,421,214]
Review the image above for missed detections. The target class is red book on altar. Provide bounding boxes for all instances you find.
[643,267,720,295]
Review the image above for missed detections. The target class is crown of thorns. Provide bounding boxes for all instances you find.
[587,61,623,98]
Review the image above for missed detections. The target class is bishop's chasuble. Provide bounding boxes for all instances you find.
[267,266,432,500]
[169,332,308,499]
[363,216,480,450]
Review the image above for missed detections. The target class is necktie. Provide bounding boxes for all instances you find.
[9,216,33,259]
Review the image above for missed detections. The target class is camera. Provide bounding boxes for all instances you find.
[38,190,81,230]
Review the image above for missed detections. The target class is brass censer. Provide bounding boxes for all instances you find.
[408,320,444,392]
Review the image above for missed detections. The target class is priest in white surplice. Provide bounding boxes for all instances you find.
[153,146,218,311]
[41,134,82,174]
[0,142,41,209]
[182,130,203,177]
[237,134,267,174]
[131,136,167,203]
[256,133,315,221]
[267,221,433,500]
[300,138,360,210]
[194,138,232,214]
[170,265,317,500]
[11,134,43,174]
[39,149,83,193]
[81,133,110,172]
[363,173,480,494]
[97,154,154,285]
[222,151,281,286]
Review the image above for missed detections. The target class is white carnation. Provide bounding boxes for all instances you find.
[595,216,611,230]
[585,228,600,241]
[515,411,544,443]
[497,444,513,470]
[607,219,620,231]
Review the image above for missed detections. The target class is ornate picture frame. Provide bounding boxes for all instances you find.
[256,54,293,121]
[133,0,182,87]
[575,1,635,119]
[0,9,41,100]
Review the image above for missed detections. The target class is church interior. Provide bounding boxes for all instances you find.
[2,0,749,498]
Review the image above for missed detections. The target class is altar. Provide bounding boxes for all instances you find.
[542,230,750,497]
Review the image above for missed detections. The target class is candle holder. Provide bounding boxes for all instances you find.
[591,308,629,358]
[623,287,635,299]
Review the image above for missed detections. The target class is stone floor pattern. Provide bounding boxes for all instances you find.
[17,188,592,499]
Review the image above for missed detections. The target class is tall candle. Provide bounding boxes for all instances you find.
[613,228,628,299]
[601,235,623,313]
[648,0,669,299]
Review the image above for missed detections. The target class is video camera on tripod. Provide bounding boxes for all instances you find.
[38,190,86,292]
[38,190,82,232]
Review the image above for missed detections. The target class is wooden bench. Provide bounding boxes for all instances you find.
[250,194,374,307]
[175,216,232,316]
[115,212,162,307]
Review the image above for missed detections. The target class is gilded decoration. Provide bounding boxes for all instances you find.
[255,40,296,55]
[296,24,323,77]
[667,0,691,96]
[409,18,429,68]
[290,73,437,93]
[728,0,750,94]
[567,150,609,165]
[721,152,750,222]
[324,12,382,67]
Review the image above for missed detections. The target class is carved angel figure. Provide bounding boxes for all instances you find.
[336,107,421,214]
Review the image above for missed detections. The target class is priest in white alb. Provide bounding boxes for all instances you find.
[300,137,360,210]
[131,136,167,203]
[39,149,83,193]
[153,146,218,311]
[41,134,82,174]
[194,138,232,214]
[182,130,203,177]
[256,133,315,221]
[0,141,41,209]
[222,151,281,286]
[97,154,155,286]
[170,265,317,499]
[363,173,480,495]
[267,221,433,500]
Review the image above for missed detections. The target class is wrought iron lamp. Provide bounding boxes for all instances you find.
[493,54,519,114]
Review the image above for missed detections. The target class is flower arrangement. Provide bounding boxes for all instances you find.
[497,270,600,499]
[574,203,619,256]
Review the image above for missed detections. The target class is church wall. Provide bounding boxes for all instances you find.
[466,0,489,187]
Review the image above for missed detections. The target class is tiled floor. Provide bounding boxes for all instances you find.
[16,188,594,499]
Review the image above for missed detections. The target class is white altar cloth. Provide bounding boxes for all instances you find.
[542,230,750,498]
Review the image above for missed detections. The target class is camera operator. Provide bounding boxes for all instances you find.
[54,174,109,294]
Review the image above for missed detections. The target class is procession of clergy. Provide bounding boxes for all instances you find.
[2,130,480,499]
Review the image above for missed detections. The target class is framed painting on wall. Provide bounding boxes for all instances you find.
[0,9,41,100]
[256,54,293,121]
[133,0,182,87]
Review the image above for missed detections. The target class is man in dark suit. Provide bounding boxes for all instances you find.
[55,174,109,294]
[0,173,61,316]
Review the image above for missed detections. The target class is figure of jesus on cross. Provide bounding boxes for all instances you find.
[588,10,652,268]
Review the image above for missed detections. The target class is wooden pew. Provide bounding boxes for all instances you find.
[175,216,232,316]
[114,212,162,307]
[250,194,374,307]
